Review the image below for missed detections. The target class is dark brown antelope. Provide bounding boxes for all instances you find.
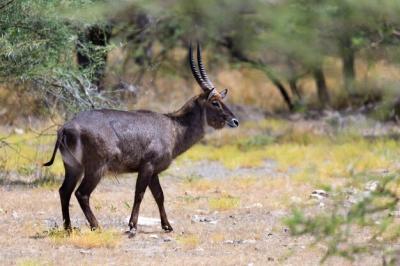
[43,43,239,236]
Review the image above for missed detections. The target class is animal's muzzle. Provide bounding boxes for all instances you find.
[227,118,239,128]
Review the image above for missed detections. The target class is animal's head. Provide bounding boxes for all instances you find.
[189,43,239,129]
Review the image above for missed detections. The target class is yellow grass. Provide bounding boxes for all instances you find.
[208,195,240,211]
[0,131,64,176]
[180,124,400,186]
[232,176,257,189]
[2,117,400,192]
[16,259,51,266]
[49,229,121,249]
[210,233,226,243]
[184,178,217,191]
[176,234,200,249]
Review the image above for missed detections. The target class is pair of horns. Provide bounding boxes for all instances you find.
[189,42,215,92]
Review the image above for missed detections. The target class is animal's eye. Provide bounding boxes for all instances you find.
[211,101,220,108]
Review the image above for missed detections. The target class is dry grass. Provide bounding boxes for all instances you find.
[208,195,241,211]
[183,177,217,191]
[0,112,398,265]
[49,229,122,249]
[0,131,64,176]
[3,117,398,190]
[210,233,226,243]
[180,122,400,187]
[16,259,51,266]
[176,233,201,249]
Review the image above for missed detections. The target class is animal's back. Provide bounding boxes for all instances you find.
[62,109,175,173]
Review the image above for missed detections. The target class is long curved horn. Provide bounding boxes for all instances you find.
[197,42,215,89]
[189,43,210,91]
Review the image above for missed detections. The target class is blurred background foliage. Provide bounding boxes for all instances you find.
[2,0,400,263]
[1,0,400,118]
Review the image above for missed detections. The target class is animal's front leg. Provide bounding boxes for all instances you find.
[128,163,153,237]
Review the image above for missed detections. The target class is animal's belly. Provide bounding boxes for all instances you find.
[107,156,141,173]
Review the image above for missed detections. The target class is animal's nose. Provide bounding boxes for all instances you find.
[228,118,239,128]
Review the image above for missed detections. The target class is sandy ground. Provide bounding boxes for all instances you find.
[0,159,381,266]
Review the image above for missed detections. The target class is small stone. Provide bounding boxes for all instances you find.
[365,180,380,192]
[344,187,358,195]
[268,257,274,261]
[14,128,24,135]
[191,215,218,224]
[224,240,245,245]
[163,237,173,242]
[310,189,329,200]
[79,249,92,255]
[245,203,263,208]
[149,234,158,239]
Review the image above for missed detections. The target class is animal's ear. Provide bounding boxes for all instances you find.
[220,89,228,99]
[207,88,217,101]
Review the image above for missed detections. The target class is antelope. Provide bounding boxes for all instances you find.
[43,43,239,236]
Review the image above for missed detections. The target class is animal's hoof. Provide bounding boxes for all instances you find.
[162,225,173,233]
[65,227,79,236]
[64,229,72,236]
[125,228,137,238]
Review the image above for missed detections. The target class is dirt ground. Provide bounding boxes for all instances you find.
[0,159,381,266]
[2,114,398,265]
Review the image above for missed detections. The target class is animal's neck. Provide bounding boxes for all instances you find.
[167,96,206,158]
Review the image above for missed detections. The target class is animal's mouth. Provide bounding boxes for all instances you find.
[227,118,239,128]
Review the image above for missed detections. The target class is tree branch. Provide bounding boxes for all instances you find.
[0,0,15,11]
[218,38,294,111]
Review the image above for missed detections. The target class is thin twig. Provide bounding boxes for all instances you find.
[0,0,15,11]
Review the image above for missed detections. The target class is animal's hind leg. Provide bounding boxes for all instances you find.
[128,163,153,236]
[59,163,83,231]
[75,170,102,230]
[149,175,173,232]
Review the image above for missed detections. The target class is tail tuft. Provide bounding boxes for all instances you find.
[43,161,53,167]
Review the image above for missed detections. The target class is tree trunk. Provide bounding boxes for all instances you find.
[288,77,301,101]
[287,59,302,100]
[76,24,112,91]
[340,35,356,94]
[220,37,293,111]
[313,65,330,108]
[264,69,294,111]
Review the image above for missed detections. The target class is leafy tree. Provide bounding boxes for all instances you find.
[0,0,116,114]
[2,0,400,114]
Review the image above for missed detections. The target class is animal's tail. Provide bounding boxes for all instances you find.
[43,129,63,167]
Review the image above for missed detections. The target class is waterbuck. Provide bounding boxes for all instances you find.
[43,43,239,236]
